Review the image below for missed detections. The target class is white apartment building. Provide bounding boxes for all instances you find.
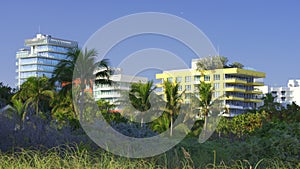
[16,34,78,88]
[93,69,148,110]
[256,79,300,107]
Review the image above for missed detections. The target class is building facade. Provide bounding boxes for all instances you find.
[93,70,148,110]
[256,79,300,107]
[156,59,266,116]
[16,34,78,88]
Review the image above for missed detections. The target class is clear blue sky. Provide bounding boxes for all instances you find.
[1,1,299,87]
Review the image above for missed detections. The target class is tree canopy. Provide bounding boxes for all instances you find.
[196,56,245,70]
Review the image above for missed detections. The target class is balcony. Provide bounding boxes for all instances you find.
[225,87,246,92]
[222,113,234,117]
[244,98,262,103]
[224,96,244,101]
[245,90,263,94]
[97,93,121,98]
[226,104,244,109]
[194,81,211,85]
[247,82,264,86]
[225,78,247,84]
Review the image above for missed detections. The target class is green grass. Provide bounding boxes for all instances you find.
[0,144,297,169]
[0,146,158,169]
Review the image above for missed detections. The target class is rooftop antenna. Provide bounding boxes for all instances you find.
[38,25,41,34]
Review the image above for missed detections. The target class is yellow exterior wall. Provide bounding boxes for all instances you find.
[156,68,266,115]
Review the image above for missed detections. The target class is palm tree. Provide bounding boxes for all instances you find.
[163,80,184,136]
[219,56,229,67]
[51,91,75,123]
[0,82,14,108]
[229,62,244,68]
[51,47,112,121]
[284,102,300,122]
[13,76,54,118]
[11,98,26,121]
[51,48,111,93]
[194,82,213,137]
[128,81,156,125]
[260,93,281,112]
[97,99,115,113]
[151,113,170,133]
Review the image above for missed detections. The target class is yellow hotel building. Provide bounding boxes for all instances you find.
[156,59,266,116]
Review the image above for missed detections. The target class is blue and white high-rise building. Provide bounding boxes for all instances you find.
[16,34,78,88]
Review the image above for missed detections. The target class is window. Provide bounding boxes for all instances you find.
[167,77,173,82]
[213,91,220,98]
[185,85,191,91]
[214,83,220,89]
[36,45,69,54]
[185,76,191,82]
[281,91,286,95]
[213,74,220,80]
[176,77,182,83]
[20,58,37,65]
[281,97,286,101]
[20,72,37,78]
[20,65,37,71]
[194,75,200,82]
[178,85,182,91]
[38,52,67,60]
[204,75,210,81]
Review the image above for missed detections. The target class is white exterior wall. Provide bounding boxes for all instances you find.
[269,87,292,106]
[16,34,77,88]
[93,73,148,109]
[256,79,300,106]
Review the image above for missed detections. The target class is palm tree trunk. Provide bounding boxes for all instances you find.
[170,114,173,136]
[141,117,144,127]
[72,103,77,118]
[36,100,39,116]
[79,88,85,122]
[203,115,208,138]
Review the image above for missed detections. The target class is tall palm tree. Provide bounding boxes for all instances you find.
[128,81,156,125]
[163,80,184,136]
[51,48,111,94]
[194,82,213,137]
[13,76,54,118]
[195,56,225,137]
[51,48,112,121]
